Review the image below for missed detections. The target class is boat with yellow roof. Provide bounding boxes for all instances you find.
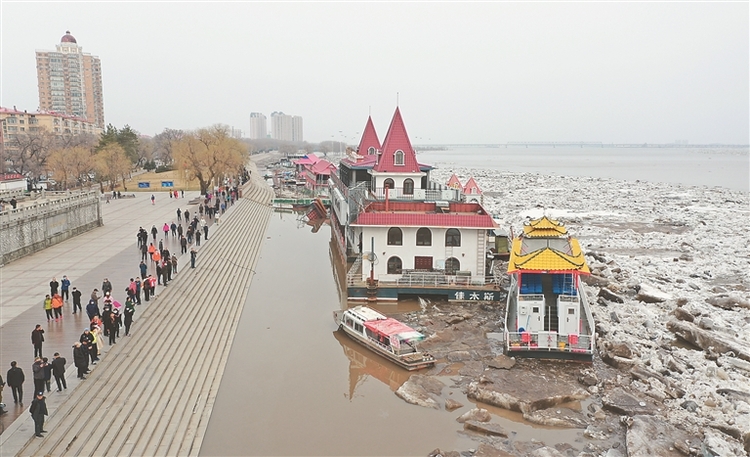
[503,216,595,361]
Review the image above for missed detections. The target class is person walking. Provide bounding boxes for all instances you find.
[90,288,100,306]
[80,329,97,365]
[151,225,158,241]
[170,221,177,237]
[140,260,148,280]
[180,235,188,254]
[190,248,197,268]
[171,254,178,275]
[42,357,52,393]
[43,295,53,321]
[51,353,67,392]
[151,194,155,205]
[51,293,64,321]
[60,275,71,301]
[71,287,82,314]
[163,223,170,239]
[72,342,87,379]
[203,223,209,241]
[177,223,183,238]
[195,229,201,246]
[49,277,59,296]
[30,391,48,437]
[124,298,135,336]
[7,362,24,405]
[108,312,119,345]
[32,324,45,357]
[32,358,46,394]
[101,278,113,296]
[140,241,149,262]
[184,209,190,223]
[177,208,182,222]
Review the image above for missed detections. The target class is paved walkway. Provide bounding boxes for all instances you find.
[0,166,274,456]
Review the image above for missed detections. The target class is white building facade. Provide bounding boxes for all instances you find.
[248,112,267,139]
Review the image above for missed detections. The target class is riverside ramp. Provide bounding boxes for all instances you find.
[9,177,274,457]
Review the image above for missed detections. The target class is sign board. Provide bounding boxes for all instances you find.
[138,182,150,188]
[161,181,174,188]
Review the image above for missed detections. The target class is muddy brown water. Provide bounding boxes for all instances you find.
[200,212,584,456]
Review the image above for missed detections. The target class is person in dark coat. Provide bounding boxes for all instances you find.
[49,277,59,296]
[31,324,44,358]
[86,299,100,321]
[71,287,82,314]
[101,278,112,295]
[108,312,120,345]
[32,358,45,394]
[190,248,197,268]
[73,342,87,379]
[7,361,25,404]
[124,299,135,336]
[51,353,67,391]
[80,329,97,365]
[30,392,48,437]
[42,357,52,393]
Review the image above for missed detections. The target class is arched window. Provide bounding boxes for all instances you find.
[445,228,461,247]
[368,147,376,155]
[394,150,404,166]
[403,178,414,195]
[387,227,403,246]
[387,256,403,274]
[383,178,395,190]
[445,257,460,274]
[416,227,432,246]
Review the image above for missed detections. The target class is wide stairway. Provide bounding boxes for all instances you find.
[16,173,274,457]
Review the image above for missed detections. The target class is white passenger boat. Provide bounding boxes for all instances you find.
[333,306,435,371]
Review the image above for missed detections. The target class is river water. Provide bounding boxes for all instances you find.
[418,146,749,192]
[200,212,583,456]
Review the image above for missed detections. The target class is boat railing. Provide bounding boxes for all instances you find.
[506,331,593,354]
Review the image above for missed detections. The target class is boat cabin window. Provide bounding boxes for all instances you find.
[387,227,403,245]
[416,227,432,246]
[532,307,540,313]
[354,323,363,333]
[445,228,461,247]
[403,178,414,195]
[445,257,460,274]
[387,256,403,274]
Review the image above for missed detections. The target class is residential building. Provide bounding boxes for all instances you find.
[36,31,104,128]
[0,106,101,173]
[270,112,303,142]
[248,112,267,139]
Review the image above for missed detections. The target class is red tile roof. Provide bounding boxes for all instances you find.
[463,177,482,194]
[373,107,421,173]
[356,116,381,156]
[353,212,496,228]
[447,174,462,189]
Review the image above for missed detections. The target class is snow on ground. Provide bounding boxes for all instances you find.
[433,166,750,454]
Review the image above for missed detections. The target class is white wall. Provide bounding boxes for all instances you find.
[357,225,481,282]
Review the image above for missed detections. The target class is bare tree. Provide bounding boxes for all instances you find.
[174,125,247,194]
[4,130,56,178]
[153,128,184,164]
[95,143,131,191]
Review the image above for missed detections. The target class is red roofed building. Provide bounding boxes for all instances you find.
[328,107,503,302]
[446,174,462,189]
[462,177,483,204]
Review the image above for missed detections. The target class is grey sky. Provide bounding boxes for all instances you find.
[1,2,748,144]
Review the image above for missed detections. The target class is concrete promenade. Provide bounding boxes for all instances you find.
[0,168,274,456]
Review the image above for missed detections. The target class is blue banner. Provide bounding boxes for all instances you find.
[161,181,174,188]
[138,182,150,188]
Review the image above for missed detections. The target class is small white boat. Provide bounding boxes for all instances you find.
[333,306,435,371]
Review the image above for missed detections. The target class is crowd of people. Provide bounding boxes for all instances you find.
[0,185,243,437]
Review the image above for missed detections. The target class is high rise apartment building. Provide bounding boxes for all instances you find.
[35,31,104,128]
[270,112,303,142]
[248,112,267,139]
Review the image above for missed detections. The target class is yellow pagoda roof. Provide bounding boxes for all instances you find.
[507,237,590,273]
[522,215,568,238]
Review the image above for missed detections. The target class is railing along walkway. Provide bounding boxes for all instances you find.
[15,173,273,457]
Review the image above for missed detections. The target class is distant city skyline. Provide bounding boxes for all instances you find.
[1,3,747,144]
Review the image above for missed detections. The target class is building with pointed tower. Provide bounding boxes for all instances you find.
[329,108,503,302]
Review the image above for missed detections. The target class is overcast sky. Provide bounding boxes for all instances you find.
[1,2,748,144]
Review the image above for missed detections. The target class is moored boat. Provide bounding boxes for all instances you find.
[333,306,435,371]
[504,216,596,361]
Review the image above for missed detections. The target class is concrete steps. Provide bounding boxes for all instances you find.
[17,174,274,456]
